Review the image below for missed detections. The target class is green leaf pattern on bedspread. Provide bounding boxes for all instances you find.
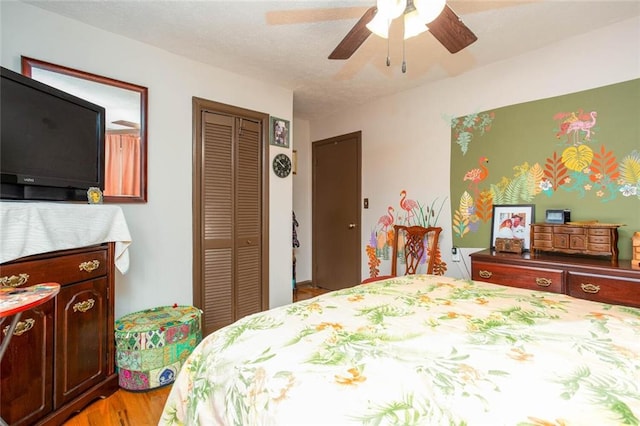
[160,275,640,426]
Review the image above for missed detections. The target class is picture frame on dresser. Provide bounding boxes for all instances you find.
[490,204,535,251]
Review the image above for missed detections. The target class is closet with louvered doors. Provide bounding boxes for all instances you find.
[193,99,269,336]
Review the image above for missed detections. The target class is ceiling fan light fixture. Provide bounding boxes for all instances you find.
[366,12,391,38]
[403,7,427,39]
[413,0,446,24]
[376,0,407,20]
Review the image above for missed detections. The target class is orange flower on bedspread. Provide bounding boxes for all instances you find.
[507,347,534,362]
[587,311,622,321]
[611,344,637,359]
[335,367,366,386]
[316,322,343,331]
[306,302,322,313]
[419,295,432,304]
[526,417,569,426]
[272,374,295,403]
[458,364,480,383]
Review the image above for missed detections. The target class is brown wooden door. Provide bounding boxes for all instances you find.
[312,132,361,291]
[193,99,269,336]
[0,303,54,425]
[54,278,108,407]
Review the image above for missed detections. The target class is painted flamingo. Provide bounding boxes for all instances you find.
[377,206,395,231]
[463,156,489,198]
[566,111,597,141]
[400,190,418,224]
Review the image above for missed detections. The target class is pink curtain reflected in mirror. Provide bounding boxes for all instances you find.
[105,134,141,197]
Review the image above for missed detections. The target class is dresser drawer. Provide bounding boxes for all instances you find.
[567,272,640,307]
[589,228,612,236]
[472,261,564,293]
[0,248,108,288]
[556,226,585,235]
[587,243,612,253]
[588,234,610,244]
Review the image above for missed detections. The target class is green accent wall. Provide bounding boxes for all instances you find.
[450,79,640,259]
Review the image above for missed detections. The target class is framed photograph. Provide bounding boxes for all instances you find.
[270,116,290,148]
[490,204,535,251]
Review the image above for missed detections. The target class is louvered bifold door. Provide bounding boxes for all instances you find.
[202,112,234,333]
[235,119,262,319]
[201,112,263,334]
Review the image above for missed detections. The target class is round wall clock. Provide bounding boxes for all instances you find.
[272,153,292,178]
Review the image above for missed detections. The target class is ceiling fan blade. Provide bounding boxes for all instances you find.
[328,6,377,60]
[428,5,477,54]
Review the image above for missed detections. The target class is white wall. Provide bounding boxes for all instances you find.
[291,118,312,283]
[1,1,294,317]
[294,16,640,281]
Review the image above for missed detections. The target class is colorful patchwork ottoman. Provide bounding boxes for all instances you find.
[115,305,202,391]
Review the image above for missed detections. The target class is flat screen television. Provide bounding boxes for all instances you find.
[1,66,105,202]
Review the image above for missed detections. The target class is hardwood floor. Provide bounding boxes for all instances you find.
[63,286,331,425]
[63,386,172,425]
[294,284,330,301]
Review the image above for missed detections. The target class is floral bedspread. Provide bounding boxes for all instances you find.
[160,275,640,425]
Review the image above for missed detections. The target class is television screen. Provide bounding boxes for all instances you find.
[1,66,105,201]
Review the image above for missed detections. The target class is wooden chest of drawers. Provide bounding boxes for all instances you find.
[470,249,639,307]
[531,223,621,260]
[0,244,118,425]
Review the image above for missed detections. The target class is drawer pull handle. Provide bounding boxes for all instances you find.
[73,299,95,313]
[479,270,492,279]
[580,283,600,294]
[79,260,100,273]
[0,273,29,288]
[3,318,35,336]
[535,278,552,287]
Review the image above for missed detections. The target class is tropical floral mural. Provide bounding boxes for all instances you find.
[449,79,640,259]
[365,191,447,280]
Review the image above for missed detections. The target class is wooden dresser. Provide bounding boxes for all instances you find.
[0,244,118,426]
[470,249,640,308]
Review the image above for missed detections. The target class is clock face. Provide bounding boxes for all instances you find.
[272,153,292,178]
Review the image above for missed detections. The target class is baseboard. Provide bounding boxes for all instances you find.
[294,280,313,288]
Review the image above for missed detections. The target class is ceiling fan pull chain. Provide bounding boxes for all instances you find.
[401,31,407,73]
[386,31,391,66]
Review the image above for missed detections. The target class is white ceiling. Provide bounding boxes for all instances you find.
[24,0,640,120]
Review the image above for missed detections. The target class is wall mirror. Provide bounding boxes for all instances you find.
[21,56,148,203]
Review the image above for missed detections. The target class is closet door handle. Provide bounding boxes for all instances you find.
[348,223,357,229]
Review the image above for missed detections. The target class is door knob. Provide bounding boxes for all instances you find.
[348,223,357,229]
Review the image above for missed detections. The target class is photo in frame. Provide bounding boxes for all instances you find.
[269,116,290,148]
[490,204,535,251]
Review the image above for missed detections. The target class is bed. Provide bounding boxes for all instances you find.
[159,275,640,425]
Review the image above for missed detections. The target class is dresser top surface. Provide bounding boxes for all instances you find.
[471,249,639,274]
[533,222,623,229]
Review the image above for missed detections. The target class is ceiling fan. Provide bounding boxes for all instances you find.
[328,0,477,60]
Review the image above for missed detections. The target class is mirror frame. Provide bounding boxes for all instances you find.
[21,56,148,203]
